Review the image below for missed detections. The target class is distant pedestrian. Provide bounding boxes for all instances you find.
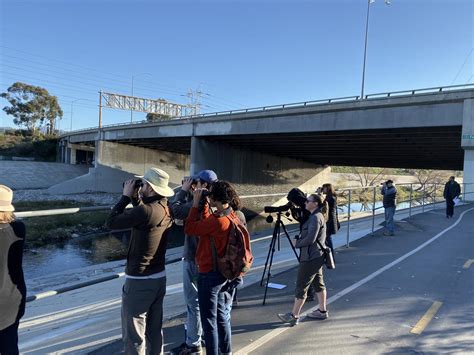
[0,185,26,355]
[443,176,461,218]
[321,183,340,257]
[106,168,174,355]
[277,194,329,326]
[381,179,397,236]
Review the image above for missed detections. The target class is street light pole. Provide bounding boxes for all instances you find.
[360,0,390,100]
[360,0,371,100]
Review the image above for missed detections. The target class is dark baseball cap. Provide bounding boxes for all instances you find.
[194,170,218,183]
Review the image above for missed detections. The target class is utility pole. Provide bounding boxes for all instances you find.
[185,87,203,115]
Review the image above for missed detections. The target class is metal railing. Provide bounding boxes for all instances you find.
[337,182,474,248]
[62,83,474,136]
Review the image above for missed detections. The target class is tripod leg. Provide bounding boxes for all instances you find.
[280,220,300,262]
[262,223,281,305]
[260,230,278,286]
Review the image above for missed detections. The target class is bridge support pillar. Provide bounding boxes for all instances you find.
[190,137,331,213]
[462,99,474,202]
[49,141,189,194]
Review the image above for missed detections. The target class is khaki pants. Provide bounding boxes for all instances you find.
[122,277,166,355]
[295,256,325,299]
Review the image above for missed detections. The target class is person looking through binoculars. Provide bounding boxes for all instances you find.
[170,170,218,355]
[277,194,329,326]
[106,168,174,355]
[184,180,242,355]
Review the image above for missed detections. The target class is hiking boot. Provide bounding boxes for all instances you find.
[169,342,202,355]
[277,312,299,326]
[307,309,329,320]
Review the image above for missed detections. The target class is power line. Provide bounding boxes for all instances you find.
[1,47,249,108]
[1,56,186,98]
[450,48,473,85]
[0,48,189,94]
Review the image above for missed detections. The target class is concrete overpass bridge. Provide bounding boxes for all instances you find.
[54,84,474,200]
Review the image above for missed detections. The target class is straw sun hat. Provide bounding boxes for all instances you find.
[0,185,14,212]
[135,168,175,197]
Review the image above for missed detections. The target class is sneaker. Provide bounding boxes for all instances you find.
[277,312,299,326]
[307,309,329,320]
[383,231,394,236]
[169,342,202,355]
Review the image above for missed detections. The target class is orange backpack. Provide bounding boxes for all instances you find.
[211,215,254,281]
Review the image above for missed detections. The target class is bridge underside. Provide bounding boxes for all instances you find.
[107,126,463,170]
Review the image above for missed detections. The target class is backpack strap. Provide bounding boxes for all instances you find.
[156,200,173,228]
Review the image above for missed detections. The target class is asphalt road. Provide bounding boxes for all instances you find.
[18,204,473,354]
[232,205,474,354]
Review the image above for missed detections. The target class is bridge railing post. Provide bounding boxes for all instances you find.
[346,189,352,248]
[422,184,426,212]
[371,186,376,235]
[409,184,413,218]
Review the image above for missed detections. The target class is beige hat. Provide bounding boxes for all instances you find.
[0,185,14,212]
[136,168,175,197]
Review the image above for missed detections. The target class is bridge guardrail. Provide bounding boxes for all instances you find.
[61,83,474,137]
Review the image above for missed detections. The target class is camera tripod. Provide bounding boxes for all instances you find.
[260,211,300,305]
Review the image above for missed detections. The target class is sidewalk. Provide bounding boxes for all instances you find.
[18,202,462,354]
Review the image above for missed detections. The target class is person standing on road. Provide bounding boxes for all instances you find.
[381,179,397,236]
[277,194,329,326]
[0,185,26,355]
[184,181,241,355]
[169,170,218,355]
[443,176,461,219]
[106,168,174,355]
[321,183,339,257]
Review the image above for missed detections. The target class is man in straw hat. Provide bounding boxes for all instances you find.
[106,168,174,355]
[0,185,26,355]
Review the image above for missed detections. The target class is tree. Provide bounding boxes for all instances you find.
[146,113,171,122]
[1,82,63,135]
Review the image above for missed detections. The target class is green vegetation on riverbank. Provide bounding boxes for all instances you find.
[0,129,57,161]
[15,200,109,247]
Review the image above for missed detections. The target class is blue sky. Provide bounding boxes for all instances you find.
[0,0,472,130]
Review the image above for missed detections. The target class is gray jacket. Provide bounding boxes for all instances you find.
[170,188,198,261]
[295,209,326,262]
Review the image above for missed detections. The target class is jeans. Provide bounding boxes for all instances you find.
[197,271,233,355]
[122,277,166,355]
[384,206,396,233]
[182,259,202,347]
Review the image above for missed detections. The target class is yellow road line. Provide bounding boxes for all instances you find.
[463,259,474,269]
[410,301,443,335]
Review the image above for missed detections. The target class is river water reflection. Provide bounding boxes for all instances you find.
[23,214,281,280]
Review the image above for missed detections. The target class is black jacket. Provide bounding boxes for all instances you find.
[325,195,339,235]
[443,181,461,200]
[0,221,26,330]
